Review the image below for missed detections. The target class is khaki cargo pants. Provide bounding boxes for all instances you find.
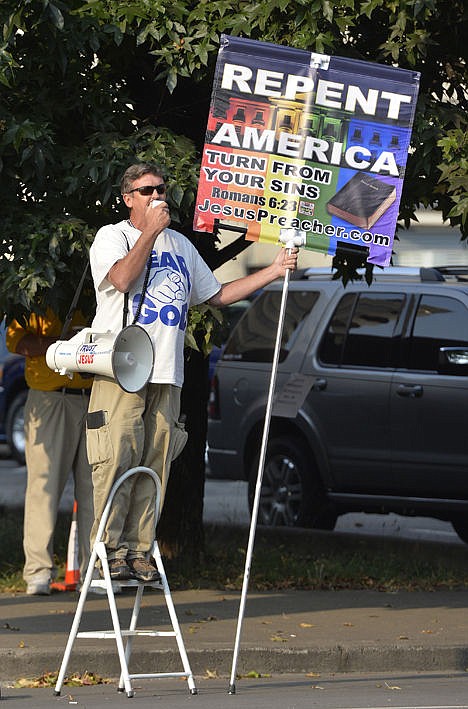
[23,388,93,584]
[86,376,187,557]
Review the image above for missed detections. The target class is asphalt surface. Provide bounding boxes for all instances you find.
[1,451,464,544]
[4,671,468,708]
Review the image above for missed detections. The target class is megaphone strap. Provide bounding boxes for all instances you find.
[121,231,152,328]
[132,255,152,325]
[60,263,90,339]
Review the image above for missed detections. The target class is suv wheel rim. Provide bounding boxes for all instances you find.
[260,454,302,526]
[11,407,25,457]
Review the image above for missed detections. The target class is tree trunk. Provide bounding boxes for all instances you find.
[156,347,210,562]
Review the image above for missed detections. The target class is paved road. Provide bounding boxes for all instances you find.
[0,444,462,545]
[3,671,468,708]
[204,477,463,545]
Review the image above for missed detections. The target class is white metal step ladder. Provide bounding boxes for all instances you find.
[53,466,197,699]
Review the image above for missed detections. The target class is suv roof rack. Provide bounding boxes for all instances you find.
[303,265,468,283]
[433,265,468,282]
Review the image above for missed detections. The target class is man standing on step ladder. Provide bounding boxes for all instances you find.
[87,162,298,583]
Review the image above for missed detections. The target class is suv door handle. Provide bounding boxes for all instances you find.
[312,377,327,391]
[396,384,423,398]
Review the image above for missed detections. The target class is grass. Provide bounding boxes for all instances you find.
[0,507,71,593]
[180,523,468,592]
[2,507,468,594]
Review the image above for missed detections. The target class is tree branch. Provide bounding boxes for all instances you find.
[209,233,254,271]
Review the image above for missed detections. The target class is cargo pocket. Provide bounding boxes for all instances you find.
[170,420,188,462]
[86,410,113,465]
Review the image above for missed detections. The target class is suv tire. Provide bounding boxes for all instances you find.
[450,517,468,545]
[6,390,27,465]
[248,435,337,530]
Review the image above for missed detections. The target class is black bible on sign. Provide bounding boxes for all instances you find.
[326,173,396,229]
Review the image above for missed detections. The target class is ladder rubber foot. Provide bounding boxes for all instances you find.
[190,688,198,695]
[53,690,61,696]
[127,691,135,698]
[228,683,236,694]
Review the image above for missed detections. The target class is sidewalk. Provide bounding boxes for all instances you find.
[2,449,468,683]
[2,584,468,682]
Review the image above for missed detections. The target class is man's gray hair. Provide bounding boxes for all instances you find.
[120,163,165,194]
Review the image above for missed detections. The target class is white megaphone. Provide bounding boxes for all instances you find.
[46,325,154,393]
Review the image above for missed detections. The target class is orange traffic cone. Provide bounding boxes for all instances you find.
[51,499,80,592]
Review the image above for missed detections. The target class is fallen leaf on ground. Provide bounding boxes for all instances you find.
[3,622,20,631]
[384,681,401,690]
[15,671,110,689]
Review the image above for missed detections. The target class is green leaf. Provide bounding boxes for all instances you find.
[47,4,65,30]
[166,67,178,93]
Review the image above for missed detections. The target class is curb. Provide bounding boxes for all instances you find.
[2,645,468,683]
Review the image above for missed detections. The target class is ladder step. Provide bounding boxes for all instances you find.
[90,580,163,589]
[128,672,191,680]
[77,630,177,639]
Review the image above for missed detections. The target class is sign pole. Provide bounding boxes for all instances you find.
[228,231,306,695]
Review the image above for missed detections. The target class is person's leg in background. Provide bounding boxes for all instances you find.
[23,390,83,595]
[69,392,94,582]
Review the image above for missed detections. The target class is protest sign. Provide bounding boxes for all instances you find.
[194,35,420,266]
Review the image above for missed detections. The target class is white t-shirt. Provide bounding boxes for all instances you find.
[90,220,221,387]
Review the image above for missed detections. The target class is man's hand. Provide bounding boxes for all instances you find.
[14,333,57,357]
[140,200,171,238]
[272,246,299,277]
[209,246,300,308]
[107,201,171,293]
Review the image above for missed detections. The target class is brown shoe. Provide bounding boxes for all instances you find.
[102,558,130,580]
[127,557,161,583]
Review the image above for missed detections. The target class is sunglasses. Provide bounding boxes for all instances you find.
[128,184,166,196]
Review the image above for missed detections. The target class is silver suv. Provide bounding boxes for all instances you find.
[207,266,468,543]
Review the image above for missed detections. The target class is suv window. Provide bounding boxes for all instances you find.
[407,294,468,373]
[223,290,319,362]
[320,292,406,367]
[318,292,354,365]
